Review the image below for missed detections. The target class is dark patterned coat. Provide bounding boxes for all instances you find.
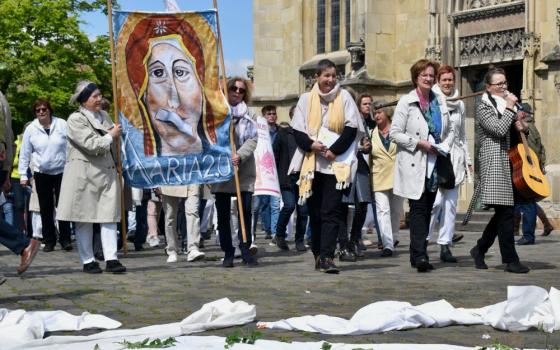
[476,102,516,207]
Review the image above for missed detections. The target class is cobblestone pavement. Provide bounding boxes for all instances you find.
[1,228,559,348]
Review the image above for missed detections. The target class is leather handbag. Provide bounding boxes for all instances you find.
[437,154,455,189]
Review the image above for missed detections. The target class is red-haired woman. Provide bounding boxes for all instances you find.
[390,59,454,273]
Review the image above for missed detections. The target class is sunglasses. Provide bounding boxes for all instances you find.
[35,107,48,113]
[229,86,246,94]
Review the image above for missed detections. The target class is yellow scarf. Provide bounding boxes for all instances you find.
[298,85,350,204]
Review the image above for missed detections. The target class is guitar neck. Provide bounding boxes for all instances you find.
[519,131,534,167]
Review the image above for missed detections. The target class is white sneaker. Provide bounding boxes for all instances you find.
[147,236,160,248]
[186,249,205,262]
[166,252,178,263]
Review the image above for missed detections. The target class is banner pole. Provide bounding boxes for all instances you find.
[107,0,128,255]
[374,90,484,110]
[213,0,248,244]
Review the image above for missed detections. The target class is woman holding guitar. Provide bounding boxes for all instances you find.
[469,67,530,274]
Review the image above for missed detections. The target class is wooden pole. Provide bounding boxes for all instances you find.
[373,90,484,110]
[213,0,248,244]
[107,0,128,255]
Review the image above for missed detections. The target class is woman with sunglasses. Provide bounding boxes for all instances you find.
[19,99,72,252]
[212,77,258,268]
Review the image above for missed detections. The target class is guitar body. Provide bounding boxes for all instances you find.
[509,143,550,200]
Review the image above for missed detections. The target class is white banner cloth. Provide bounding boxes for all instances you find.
[258,286,560,335]
[253,116,280,197]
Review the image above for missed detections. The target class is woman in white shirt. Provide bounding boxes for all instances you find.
[19,99,72,252]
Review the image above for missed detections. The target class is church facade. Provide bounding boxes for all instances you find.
[251,0,560,217]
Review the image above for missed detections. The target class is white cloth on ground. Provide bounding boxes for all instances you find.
[258,286,560,335]
[4,298,255,349]
[0,309,121,346]
[3,287,558,349]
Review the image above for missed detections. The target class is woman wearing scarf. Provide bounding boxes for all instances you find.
[289,59,362,274]
[212,77,258,268]
[468,67,529,274]
[427,65,472,263]
[390,59,454,273]
[57,80,126,274]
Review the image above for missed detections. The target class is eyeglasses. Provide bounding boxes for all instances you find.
[35,107,48,113]
[490,81,508,87]
[229,86,246,94]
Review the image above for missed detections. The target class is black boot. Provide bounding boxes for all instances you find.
[338,248,357,262]
[440,244,457,263]
[318,257,339,274]
[349,240,364,258]
[470,246,488,269]
[275,236,289,251]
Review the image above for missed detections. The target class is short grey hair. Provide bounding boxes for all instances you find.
[69,80,96,104]
[373,99,394,120]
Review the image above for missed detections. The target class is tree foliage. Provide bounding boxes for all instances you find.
[0,0,116,132]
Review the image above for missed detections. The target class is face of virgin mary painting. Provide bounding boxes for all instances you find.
[143,38,203,156]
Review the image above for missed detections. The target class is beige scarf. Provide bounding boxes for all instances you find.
[298,84,351,204]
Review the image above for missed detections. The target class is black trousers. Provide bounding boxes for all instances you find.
[34,172,71,246]
[307,173,345,259]
[408,190,437,264]
[215,191,253,260]
[476,205,519,264]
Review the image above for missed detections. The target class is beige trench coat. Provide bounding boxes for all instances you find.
[56,107,121,223]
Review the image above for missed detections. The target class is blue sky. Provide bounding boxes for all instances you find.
[79,0,253,77]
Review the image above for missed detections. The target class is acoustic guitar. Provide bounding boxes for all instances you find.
[509,131,550,200]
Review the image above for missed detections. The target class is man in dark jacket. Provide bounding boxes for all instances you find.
[273,105,308,251]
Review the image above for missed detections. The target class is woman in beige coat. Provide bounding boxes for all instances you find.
[57,80,126,274]
[370,101,403,258]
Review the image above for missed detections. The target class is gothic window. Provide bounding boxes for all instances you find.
[317,0,326,54]
[345,0,351,46]
[331,0,340,51]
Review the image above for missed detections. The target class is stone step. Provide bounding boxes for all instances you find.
[454,211,493,232]
[455,221,487,232]
[455,210,495,223]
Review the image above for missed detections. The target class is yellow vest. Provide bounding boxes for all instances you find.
[10,134,22,179]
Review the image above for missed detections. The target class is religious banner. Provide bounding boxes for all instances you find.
[113,10,232,187]
[253,116,280,197]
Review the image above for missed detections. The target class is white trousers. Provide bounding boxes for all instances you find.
[362,204,375,234]
[32,211,43,239]
[200,196,215,233]
[375,190,404,250]
[75,222,118,264]
[162,187,200,254]
[428,186,459,245]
